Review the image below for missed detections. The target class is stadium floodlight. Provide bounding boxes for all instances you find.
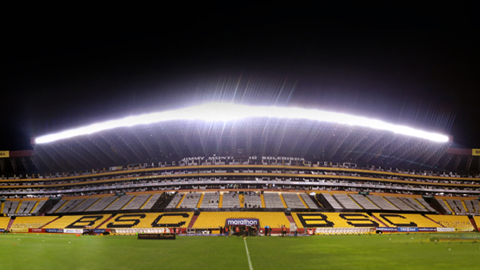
[34,102,449,144]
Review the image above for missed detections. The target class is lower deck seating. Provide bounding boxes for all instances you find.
[372,213,440,227]
[141,193,162,209]
[85,196,117,212]
[292,212,380,229]
[179,193,201,208]
[333,194,362,210]
[10,216,58,229]
[166,193,183,208]
[473,216,480,228]
[0,217,10,229]
[383,196,413,211]
[31,200,47,214]
[123,194,151,210]
[47,199,67,214]
[349,194,380,210]
[43,215,111,229]
[99,212,194,229]
[263,193,285,208]
[367,195,398,211]
[282,193,306,208]
[193,212,290,229]
[201,192,219,208]
[244,192,262,208]
[300,193,319,209]
[425,214,474,231]
[222,192,240,208]
[321,193,344,210]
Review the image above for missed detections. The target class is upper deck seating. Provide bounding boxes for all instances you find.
[350,194,380,210]
[333,194,362,210]
[282,193,306,208]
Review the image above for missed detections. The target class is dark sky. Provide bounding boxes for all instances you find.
[2,3,479,151]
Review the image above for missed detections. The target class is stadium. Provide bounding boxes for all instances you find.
[1,103,479,269]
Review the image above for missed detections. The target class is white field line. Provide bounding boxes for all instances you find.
[243,238,254,270]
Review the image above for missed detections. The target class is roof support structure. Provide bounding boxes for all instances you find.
[327,127,353,160]
[21,157,30,172]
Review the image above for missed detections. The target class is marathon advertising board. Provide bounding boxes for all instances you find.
[45,229,64,233]
[138,233,176,240]
[226,219,259,226]
[64,229,84,234]
[418,227,437,232]
[398,227,418,232]
[375,227,398,232]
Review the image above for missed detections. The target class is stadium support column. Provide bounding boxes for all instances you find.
[0,158,4,173]
[133,129,157,160]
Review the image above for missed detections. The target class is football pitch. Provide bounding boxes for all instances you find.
[1,233,479,270]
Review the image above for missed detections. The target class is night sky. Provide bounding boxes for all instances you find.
[2,3,479,151]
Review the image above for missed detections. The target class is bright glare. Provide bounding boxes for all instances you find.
[34,103,449,144]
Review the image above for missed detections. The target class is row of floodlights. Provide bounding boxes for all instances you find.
[34,103,449,144]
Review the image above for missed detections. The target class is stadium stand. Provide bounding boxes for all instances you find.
[179,193,201,208]
[416,197,436,212]
[10,216,58,229]
[282,193,307,208]
[200,192,219,208]
[349,194,380,210]
[47,199,67,214]
[99,212,193,229]
[166,193,183,208]
[366,195,399,211]
[57,199,85,213]
[193,212,290,229]
[16,201,37,214]
[434,199,453,215]
[104,195,134,211]
[320,193,344,210]
[0,217,10,229]
[372,213,440,227]
[383,196,414,211]
[264,193,285,208]
[333,194,362,210]
[425,214,474,231]
[464,199,480,215]
[300,193,319,209]
[123,194,151,210]
[8,201,19,214]
[141,193,162,210]
[222,192,240,208]
[31,200,47,214]
[244,192,262,208]
[85,196,117,212]
[398,197,428,212]
[446,199,467,215]
[292,212,380,228]
[44,215,111,229]
[473,216,480,229]
[71,197,100,212]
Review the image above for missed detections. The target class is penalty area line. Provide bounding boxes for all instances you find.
[243,238,254,270]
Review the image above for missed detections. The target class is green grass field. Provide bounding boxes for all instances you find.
[1,233,479,270]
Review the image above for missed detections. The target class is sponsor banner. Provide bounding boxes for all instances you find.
[473,149,480,156]
[28,228,45,233]
[11,228,29,233]
[226,219,259,226]
[398,227,419,232]
[0,151,9,158]
[418,227,437,232]
[93,229,105,234]
[45,229,64,233]
[376,227,398,232]
[64,229,84,234]
[0,229,5,232]
[436,227,455,232]
[138,233,176,240]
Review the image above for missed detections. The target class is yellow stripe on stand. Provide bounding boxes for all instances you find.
[196,193,205,208]
[279,194,288,208]
[219,193,223,208]
[298,194,309,209]
[176,194,186,208]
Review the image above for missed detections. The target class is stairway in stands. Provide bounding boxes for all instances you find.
[6,218,15,231]
[469,217,478,231]
[96,215,115,229]
[188,214,199,228]
[40,216,61,228]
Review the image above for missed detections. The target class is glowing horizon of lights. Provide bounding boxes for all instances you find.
[34,103,450,144]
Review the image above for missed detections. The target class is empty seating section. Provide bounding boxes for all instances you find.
[372,213,440,227]
[31,200,47,214]
[85,196,117,212]
[292,212,379,229]
[123,195,151,210]
[264,193,285,208]
[44,215,111,229]
[166,193,183,208]
[244,192,262,208]
[0,217,10,229]
[282,193,306,208]
[99,213,194,229]
[350,194,379,210]
[179,193,201,208]
[321,194,344,210]
[446,199,466,215]
[416,198,436,212]
[17,201,37,214]
[367,195,398,211]
[72,198,100,212]
[8,201,19,214]
[201,193,219,208]
[464,199,480,214]
[11,216,58,229]
[57,199,85,213]
[141,193,162,209]
[434,199,452,214]
[193,212,290,229]
[222,192,240,208]
[300,193,318,209]
[333,194,362,210]
[399,197,426,212]
[474,216,480,228]
[47,199,67,214]
[2,201,10,214]
[105,195,134,211]
[383,196,413,211]
[426,214,474,231]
